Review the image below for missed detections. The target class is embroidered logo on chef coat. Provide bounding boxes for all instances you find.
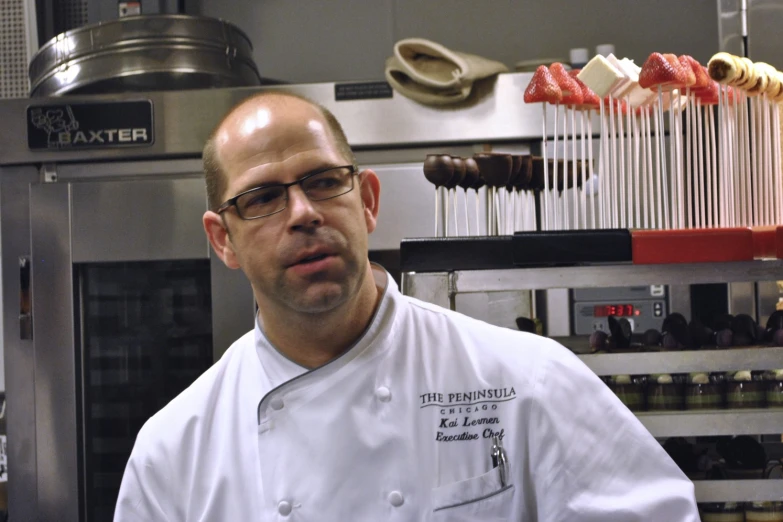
[419,387,516,442]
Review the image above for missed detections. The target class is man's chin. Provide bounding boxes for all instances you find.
[285,282,349,314]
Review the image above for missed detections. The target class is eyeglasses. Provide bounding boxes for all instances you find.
[217,165,358,220]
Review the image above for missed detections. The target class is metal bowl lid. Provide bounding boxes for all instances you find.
[29,14,262,97]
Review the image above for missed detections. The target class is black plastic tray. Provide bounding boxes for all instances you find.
[400,230,632,272]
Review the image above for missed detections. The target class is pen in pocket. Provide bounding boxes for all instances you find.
[491,435,508,487]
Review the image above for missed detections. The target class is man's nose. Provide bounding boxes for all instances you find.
[285,185,323,230]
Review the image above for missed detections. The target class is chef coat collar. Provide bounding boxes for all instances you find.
[255,264,395,423]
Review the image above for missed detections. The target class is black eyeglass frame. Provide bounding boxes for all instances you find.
[217,164,359,220]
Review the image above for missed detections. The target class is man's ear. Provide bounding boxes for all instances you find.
[358,169,381,234]
[203,211,241,269]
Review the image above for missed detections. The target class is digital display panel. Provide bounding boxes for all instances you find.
[593,304,638,317]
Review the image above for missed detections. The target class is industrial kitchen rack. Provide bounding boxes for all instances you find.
[401,258,783,503]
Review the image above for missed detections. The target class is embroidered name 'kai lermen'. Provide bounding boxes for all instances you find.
[419,387,517,408]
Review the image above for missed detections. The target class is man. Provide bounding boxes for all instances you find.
[115,92,699,521]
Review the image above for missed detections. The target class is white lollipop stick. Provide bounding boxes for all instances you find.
[694,94,701,228]
[443,189,451,237]
[742,93,753,226]
[452,189,459,236]
[731,94,739,227]
[685,91,692,228]
[562,106,570,230]
[735,93,744,226]
[617,99,627,228]
[587,110,596,229]
[669,90,677,229]
[464,189,470,236]
[475,190,481,235]
[750,97,758,225]
[675,91,685,229]
[774,103,783,223]
[571,108,578,230]
[642,109,652,229]
[494,189,502,235]
[723,90,734,227]
[580,111,587,229]
[625,96,633,228]
[697,100,706,228]
[609,96,619,227]
[434,188,439,236]
[708,102,718,228]
[599,102,607,229]
[717,85,725,227]
[640,107,649,229]
[654,90,664,229]
[679,92,686,228]
[632,101,641,229]
[542,104,550,230]
[765,95,774,226]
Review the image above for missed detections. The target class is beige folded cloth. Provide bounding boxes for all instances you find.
[385,38,508,105]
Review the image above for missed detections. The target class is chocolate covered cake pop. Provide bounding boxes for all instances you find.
[423,154,454,187]
[473,153,512,188]
[459,157,478,190]
[447,156,466,190]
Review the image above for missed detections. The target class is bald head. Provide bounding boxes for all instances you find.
[203,91,356,211]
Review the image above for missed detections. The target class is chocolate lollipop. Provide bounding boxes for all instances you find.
[423,154,454,187]
[467,159,485,235]
[516,155,533,190]
[530,157,546,191]
[448,157,467,236]
[473,153,512,235]
[514,155,534,231]
[506,155,523,191]
[459,157,479,236]
[503,155,523,234]
[423,154,454,236]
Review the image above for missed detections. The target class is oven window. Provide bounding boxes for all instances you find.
[78,260,213,522]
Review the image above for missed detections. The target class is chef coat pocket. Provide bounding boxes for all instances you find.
[431,467,514,521]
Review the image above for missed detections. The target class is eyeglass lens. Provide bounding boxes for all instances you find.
[236,167,354,219]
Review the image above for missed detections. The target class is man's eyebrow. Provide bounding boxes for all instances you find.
[236,164,342,194]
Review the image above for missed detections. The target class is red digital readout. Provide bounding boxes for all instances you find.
[594,304,636,317]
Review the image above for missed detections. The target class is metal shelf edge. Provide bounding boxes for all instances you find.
[578,347,783,375]
[450,260,783,293]
[637,410,783,437]
[693,480,783,502]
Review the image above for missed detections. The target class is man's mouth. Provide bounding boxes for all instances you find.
[289,249,336,267]
[297,253,330,264]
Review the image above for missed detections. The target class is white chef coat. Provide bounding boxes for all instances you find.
[114,266,699,521]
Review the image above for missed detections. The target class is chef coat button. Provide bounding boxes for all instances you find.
[375,386,392,402]
[270,397,284,411]
[278,500,292,516]
[388,491,404,507]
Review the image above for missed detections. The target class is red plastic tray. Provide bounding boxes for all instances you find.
[632,228,754,264]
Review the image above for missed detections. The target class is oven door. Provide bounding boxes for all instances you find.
[28,170,253,521]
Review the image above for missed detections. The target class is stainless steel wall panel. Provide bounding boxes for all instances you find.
[366,162,489,251]
[748,0,783,69]
[30,182,80,522]
[0,73,593,166]
[394,0,717,73]
[209,254,254,361]
[198,0,393,84]
[668,284,692,322]
[56,158,204,181]
[1,167,39,522]
[728,282,756,319]
[71,178,209,262]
